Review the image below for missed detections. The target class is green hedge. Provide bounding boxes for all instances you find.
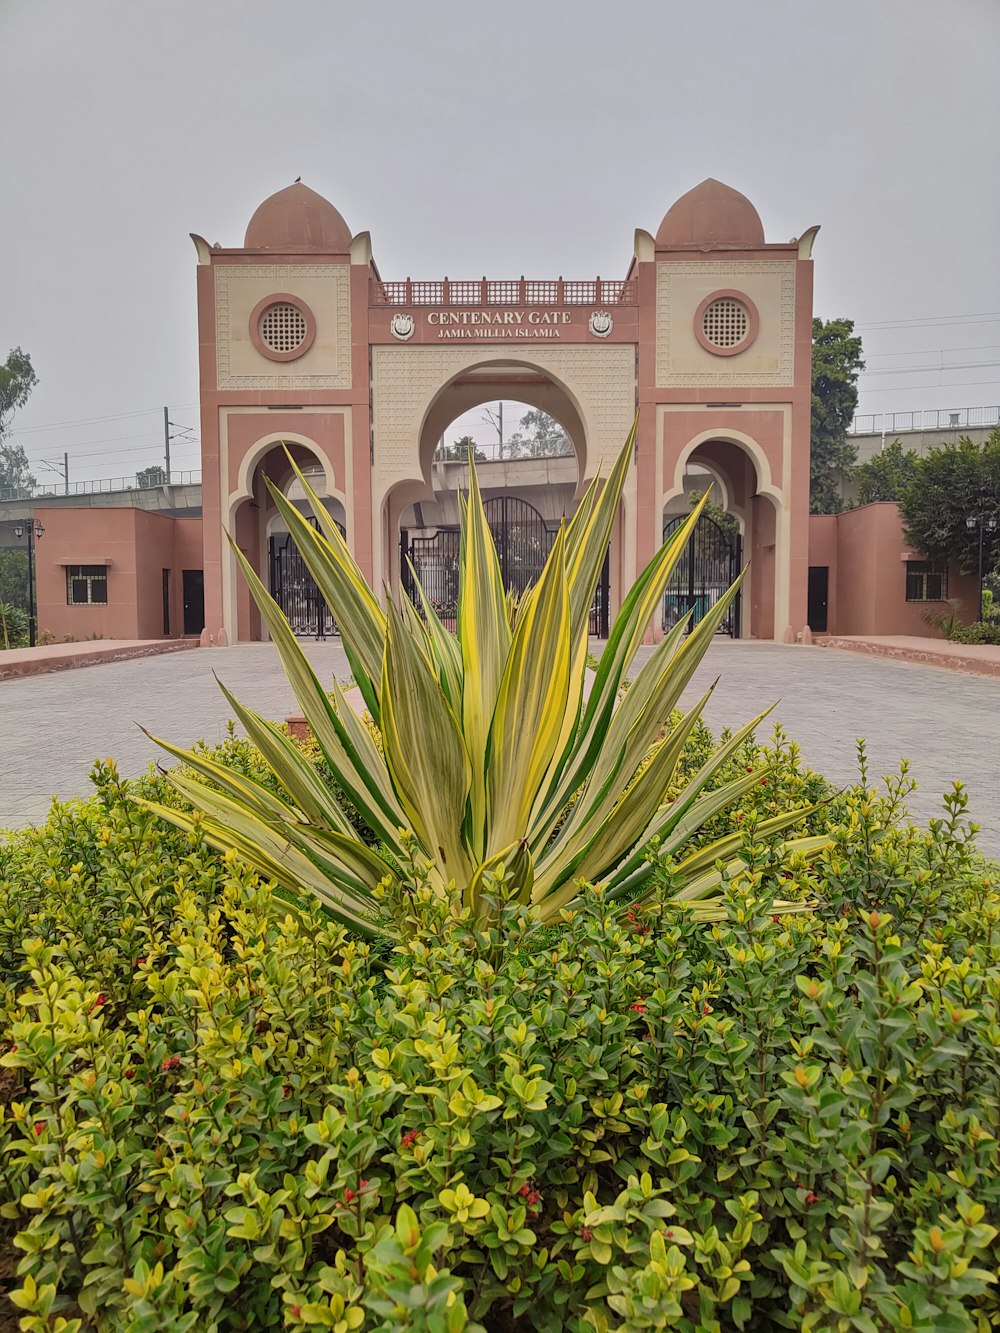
[0,744,997,1331]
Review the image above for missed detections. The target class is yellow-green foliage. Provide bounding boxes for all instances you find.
[0,757,997,1331]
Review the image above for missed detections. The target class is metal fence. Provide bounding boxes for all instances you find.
[0,470,202,503]
[849,407,1000,436]
[371,276,638,307]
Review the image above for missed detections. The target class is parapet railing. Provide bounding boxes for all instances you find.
[0,470,202,504]
[371,277,638,307]
[849,406,1000,435]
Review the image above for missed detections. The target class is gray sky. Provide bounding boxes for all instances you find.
[2,0,998,484]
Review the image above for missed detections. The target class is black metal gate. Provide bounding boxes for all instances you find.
[269,517,345,638]
[402,496,611,637]
[662,513,741,637]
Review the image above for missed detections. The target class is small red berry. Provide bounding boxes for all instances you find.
[343,1188,355,1203]
[773,915,781,924]
[124,1068,135,1080]
[89,993,107,1014]
[630,1000,647,1014]
[33,1121,45,1136]
[519,1184,531,1197]
[161,1055,181,1072]
[400,1128,421,1149]
[806,1192,818,1205]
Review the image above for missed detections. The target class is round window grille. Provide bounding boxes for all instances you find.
[701,297,750,349]
[259,302,308,354]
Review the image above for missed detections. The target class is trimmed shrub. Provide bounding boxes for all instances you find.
[0,746,997,1331]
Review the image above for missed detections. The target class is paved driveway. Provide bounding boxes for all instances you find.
[1,640,997,858]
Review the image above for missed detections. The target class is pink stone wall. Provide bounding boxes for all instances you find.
[33,508,205,643]
[809,503,978,637]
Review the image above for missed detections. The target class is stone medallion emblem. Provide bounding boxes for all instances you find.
[588,310,613,338]
[390,312,415,341]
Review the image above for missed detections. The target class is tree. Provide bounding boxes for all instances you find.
[436,434,487,462]
[136,464,167,488]
[0,550,29,611]
[852,439,920,504]
[506,409,571,459]
[899,428,1000,578]
[0,347,39,496]
[810,317,864,515]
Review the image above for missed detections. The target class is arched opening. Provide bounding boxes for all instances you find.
[226,436,346,642]
[388,364,616,636]
[663,434,783,640]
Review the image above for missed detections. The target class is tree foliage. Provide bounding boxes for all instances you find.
[436,434,487,462]
[899,428,1000,577]
[506,409,572,459]
[852,438,920,505]
[0,347,39,496]
[810,318,865,515]
[136,464,167,488]
[0,550,29,611]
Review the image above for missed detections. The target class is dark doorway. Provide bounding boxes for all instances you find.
[808,566,829,633]
[162,569,171,636]
[662,513,742,638]
[182,569,204,636]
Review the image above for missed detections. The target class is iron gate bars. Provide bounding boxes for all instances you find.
[269,516,345,639]
[662,512,741,638]
[402,495,611,636]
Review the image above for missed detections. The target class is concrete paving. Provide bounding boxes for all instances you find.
[1,638,997,858]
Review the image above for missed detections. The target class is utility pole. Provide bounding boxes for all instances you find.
[163,406,171,483]
[63,451,69,494]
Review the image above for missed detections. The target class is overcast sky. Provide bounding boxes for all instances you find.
[1,0,998,484]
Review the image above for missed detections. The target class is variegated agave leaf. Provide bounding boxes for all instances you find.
[142,427,827,932]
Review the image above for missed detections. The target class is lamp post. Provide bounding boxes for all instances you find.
[965,512,999,622]
[13,517,44,648]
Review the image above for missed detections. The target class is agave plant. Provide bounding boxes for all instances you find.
[140,426,824,934]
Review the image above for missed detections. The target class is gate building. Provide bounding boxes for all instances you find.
[188,177,817,644]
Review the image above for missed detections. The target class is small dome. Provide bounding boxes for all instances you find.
[656,179,765,248]
[244,183,352,252]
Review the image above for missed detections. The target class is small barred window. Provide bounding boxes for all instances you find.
[259,302,308,354]
[67,565,108,605]
[701,297,750,349]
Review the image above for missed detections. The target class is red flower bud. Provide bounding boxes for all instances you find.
[806,1192,818,1205]
[88,993,107,1014]
[343,1188,355,1202]
[33,1121,45,1136]
[161,1055,181,1072]
[290,1305,301,1319]
[400,1129,421,1150]
[359,1179,369,1190]
[630,1000,647,1014]
[580,1227,593,1242]
[124,1068,135,1080]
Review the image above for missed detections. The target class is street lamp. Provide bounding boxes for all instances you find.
[12,517,44,648]
[965,512,999,622]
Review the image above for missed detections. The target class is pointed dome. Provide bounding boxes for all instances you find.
[656,179,765,248]
[244,183,352,252]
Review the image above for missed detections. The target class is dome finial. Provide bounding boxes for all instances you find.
[245,182,352,252]
[656,179,764,248]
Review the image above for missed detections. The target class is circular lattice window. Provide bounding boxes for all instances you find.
[260,302,307,353]
[694,291,758,357]
[702,298,749,348]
